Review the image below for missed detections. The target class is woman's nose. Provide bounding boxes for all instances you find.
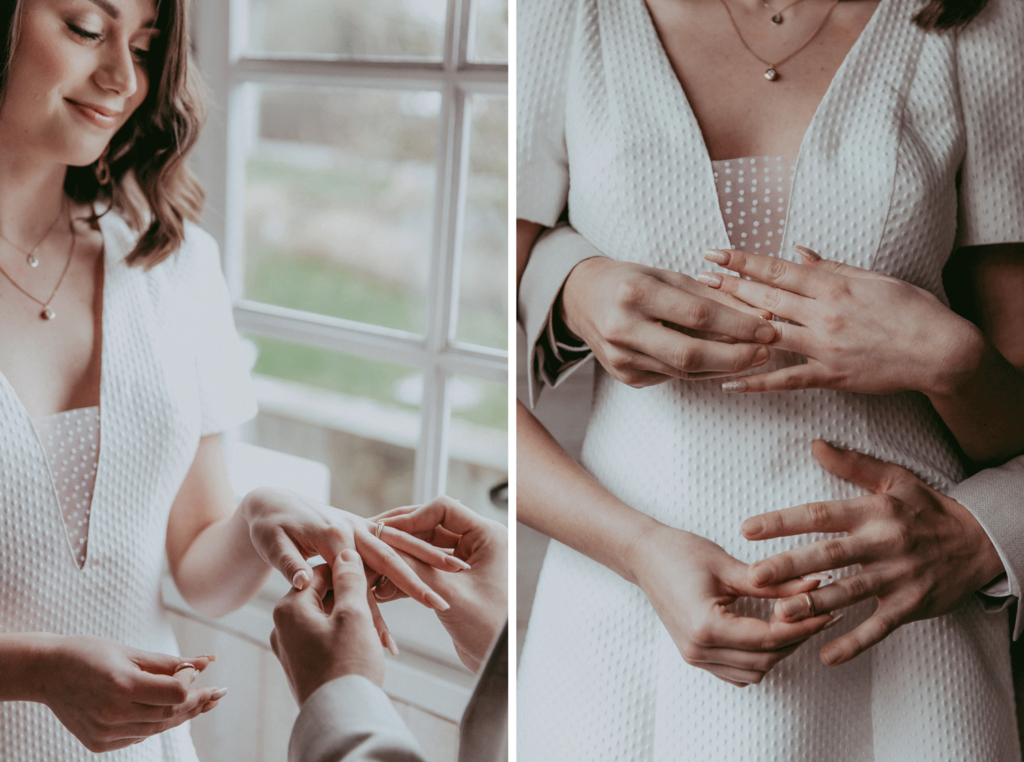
[93,40,139,98]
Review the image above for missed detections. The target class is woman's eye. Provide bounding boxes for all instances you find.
[67,22,102,41]
[130,47,151,63]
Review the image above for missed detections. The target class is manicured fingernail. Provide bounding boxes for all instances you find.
[754,322,776,343]
[822,645,842,664]
[697,272,722,287]
[292,570,310,589]
[821,612,844,630]
[383,632,400,656]
[426,591,450,611]
[373,585,397,602]
[801,572,832,583]
[753,347,770,365]
[705,249,729,265]
[795,246,820,262]
[751,564,772,586]
[722,380,748,393]
[201,701,218,713]
[779,598,803,619]
[444,555,472,571]
[211,688,228,700]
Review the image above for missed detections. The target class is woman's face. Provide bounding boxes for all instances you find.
[0,0,158,168]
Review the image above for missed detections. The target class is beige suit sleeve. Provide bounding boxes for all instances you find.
[947,455,1024,638]
[288,676,425,762]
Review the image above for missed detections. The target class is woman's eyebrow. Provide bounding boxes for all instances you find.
[84,0,159,29]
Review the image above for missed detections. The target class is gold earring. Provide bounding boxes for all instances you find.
[95,149,111,186]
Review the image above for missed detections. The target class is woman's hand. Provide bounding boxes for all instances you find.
[698,246,984,396]
[742,441,1005,666]
[36,636,224,753]
[560,257,779,387]
[370,496,508,672]
[628,524,839,687]
[240,487,457,612]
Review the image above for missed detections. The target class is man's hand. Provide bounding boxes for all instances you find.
[270,550,384,706]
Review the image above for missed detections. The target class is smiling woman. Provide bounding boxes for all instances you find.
[0,1,460,760]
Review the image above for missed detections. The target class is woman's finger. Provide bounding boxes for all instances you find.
[747,533,872,588]
[115,688,226,737]
[722,364,829,394]
[700,271,810,325]
[371,576,406,602]
[705,248,837,298]
[647,282,779,345]
[702,664,768,686]
[631,321,772,376]
[687,641,803,673]
[774,571,887,622]
[795,246,894,282]
[367,591,399,656]
[375,523,470,571]
[266,529,317,590]
[707,609,837,652]
[356,530,450,612]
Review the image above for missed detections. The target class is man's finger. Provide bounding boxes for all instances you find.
[820,606,902,666]
[747,534,872,588]
[774,570,887,622]
[811,440,906,494]
[742,495,871,541]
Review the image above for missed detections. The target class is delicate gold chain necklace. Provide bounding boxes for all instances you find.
[0,213,77,321]
[760,0,813,24]
[0,196,67,268]
[718,0,841,81]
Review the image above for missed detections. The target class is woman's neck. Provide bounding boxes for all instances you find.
[0,144,70,245]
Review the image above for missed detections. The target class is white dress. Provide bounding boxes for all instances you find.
[516,0,1024,759]
[0,212,257,761]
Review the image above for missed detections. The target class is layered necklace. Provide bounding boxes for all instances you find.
[0,207,77,321]
[718,0,841,81]
[0,196,66,268]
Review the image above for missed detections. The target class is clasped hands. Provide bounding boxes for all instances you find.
[561,248,1004,684]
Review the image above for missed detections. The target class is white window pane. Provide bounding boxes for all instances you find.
[470,0,508,62]
[243,86,440,334]
[447,375,507,525]
[454,95,507,349]
[243,336,421,516]
[246,0,446,59]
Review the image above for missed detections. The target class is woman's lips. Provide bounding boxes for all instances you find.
[66,99,121,129]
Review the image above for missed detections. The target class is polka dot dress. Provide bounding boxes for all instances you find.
[713,156,795,255]
[34,406,100,569]
[517,0,1024,759]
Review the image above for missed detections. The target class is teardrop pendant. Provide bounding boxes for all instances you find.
[771,13,783,23]
[764,68,779,81]
[41,307,55,321]
[27,254,39,268]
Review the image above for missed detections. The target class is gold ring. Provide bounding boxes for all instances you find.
[174,662,196,674]
[803,592,816,618]
[375,521,386,539]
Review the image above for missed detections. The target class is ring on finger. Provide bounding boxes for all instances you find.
[802,592,816,618]
[375,520,386,540]
[174,663,196,674]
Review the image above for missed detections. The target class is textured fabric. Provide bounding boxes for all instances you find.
[0,212,258,761]
[516,0,1024,759]
[713,156,796,255]
[289,676,425,762]
[35,406,101,569]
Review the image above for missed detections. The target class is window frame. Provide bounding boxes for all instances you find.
[191,0,509,503]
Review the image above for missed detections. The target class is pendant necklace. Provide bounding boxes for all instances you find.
[0,196,67,268]
[718,0,840,81]
[0,212,77,321]
[761,0,812,25]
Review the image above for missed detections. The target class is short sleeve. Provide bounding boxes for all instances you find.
[517,0,580,226]
[955,0,1024,247]
[180,225,258,436]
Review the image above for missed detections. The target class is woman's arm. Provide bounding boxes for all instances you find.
[700,243,1024,464]
[165,436,460,619]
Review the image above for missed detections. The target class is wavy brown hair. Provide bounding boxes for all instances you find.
[0,0,205,267]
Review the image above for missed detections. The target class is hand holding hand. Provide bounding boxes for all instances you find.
[560,257,778,387]
[241,487,454,611]
[371,496,508,672]
[742,441,1005,666]
[698,247,984,396]
[271,550,384,706]
[37,637,223,753]
[628,524,839,686]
